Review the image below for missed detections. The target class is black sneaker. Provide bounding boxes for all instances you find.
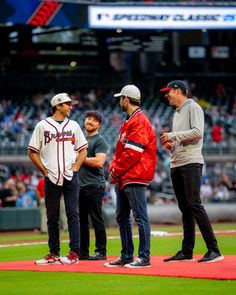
[79,255,89,260]
[198,251,224,263]
[163,251,195,262]
[88,252,107,260]
[104,257,133,267]
[124,258,151,268]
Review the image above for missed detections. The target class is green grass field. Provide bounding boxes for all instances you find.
[0,223,236,295]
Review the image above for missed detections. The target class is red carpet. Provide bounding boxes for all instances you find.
[0,255,235,280]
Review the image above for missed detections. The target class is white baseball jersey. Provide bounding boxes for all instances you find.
[28,117,88,186]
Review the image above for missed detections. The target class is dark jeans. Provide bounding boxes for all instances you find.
[171,163,219,256]
[44,173,80,255]
[79,185,107,256]
[115,185,150,261]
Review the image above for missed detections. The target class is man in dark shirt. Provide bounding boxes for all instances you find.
[79,111,109,260]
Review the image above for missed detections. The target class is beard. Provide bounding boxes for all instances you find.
[120,104,127,112]
[85,124,98,133]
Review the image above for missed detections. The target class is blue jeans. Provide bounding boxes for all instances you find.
[115,185,150,261]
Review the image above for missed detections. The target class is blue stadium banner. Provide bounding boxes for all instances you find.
[89,6,236,30]
[0,0,87,27]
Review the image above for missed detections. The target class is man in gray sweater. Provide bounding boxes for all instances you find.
[160,80,223,263]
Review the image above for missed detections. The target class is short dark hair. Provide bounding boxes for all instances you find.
[51,106,57,114]
[51,103,64,114]
[128,97,141,106]
[180,89,187,96]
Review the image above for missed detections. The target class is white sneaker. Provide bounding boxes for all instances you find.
[59,251,79,265]
[35,253,61,265]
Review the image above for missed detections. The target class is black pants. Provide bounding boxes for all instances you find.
[44,173,80,256]
[171,163,219,256]
[79,185,107,256]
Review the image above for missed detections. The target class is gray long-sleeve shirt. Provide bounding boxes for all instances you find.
[168,98,204,168]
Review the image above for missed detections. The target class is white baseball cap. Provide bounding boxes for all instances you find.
[51,93,78,107]
[114,85,141,100]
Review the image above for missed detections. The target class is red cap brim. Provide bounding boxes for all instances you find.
[160,87,171,92]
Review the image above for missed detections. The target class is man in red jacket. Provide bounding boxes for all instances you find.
[104,85,157,268]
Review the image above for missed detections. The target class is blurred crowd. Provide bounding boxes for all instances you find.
[0,171,38,208]
[0,81,236,208]
[0,158,236,209]
[0,81,236,147]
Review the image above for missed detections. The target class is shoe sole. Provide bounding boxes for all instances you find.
[104,261,133,267]
[35,260,62,265]
[164,259,195,262]
[124,264,151,268]
[104,263,125,267]
[198,255,224,263]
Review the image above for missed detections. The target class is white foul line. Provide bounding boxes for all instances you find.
[0,230,235,248]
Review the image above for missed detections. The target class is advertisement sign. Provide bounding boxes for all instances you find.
[211,46,230,58]
[0,0,85,27]
[188,46,206,59]
[89,6,236,29]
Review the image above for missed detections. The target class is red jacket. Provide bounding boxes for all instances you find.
[110,108,157,189]
[36,178,45,199]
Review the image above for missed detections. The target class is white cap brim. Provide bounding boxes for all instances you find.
[114,93,122,97]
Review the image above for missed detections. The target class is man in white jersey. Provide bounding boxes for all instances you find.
[160,80,223,263]
[28,93,87,265]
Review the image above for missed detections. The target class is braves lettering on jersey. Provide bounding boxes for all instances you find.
[28,117,87,186]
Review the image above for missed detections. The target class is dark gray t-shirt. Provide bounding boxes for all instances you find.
[79,134,108,187]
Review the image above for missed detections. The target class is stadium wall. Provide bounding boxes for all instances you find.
[0,203,236,231]
[148,203,236,224]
